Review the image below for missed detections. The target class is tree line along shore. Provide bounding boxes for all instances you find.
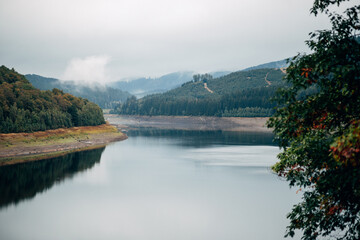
[0,66,127,164]
[0,66,105,134]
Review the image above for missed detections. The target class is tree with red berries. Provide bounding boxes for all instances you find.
[267,0,360,239]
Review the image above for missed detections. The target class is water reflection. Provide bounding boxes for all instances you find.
[128,128,276,147]
[0,147,105,209]
[0,129,298,240]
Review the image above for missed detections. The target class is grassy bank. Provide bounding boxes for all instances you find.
[0,123,127,165]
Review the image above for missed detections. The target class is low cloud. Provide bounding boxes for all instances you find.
[62,55,111,84]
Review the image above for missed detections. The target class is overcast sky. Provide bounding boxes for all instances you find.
[0,0,331,83]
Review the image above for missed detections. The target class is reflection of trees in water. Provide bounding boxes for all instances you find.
[127,128,276,147]
[0,147,105,209]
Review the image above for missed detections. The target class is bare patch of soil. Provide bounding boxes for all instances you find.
[0,124,127,165]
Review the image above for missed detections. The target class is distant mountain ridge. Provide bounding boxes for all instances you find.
[110,71,194,97]
[110,71,231,97]
[25,74,132,109]
[210,70,232,78]
[112,68,286,117]
[109,59,288,98]
[242,59,289,71]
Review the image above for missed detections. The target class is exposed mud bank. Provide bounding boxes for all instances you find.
[106,114,272,132]
[0,124,127,165]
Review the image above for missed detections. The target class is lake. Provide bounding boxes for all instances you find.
[0,129,300,240]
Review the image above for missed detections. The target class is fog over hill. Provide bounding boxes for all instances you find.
[25,74,132,109]
[110,71,232,97]
[110,72,194,97]
[0,66,105,133]
[25,58,289,108]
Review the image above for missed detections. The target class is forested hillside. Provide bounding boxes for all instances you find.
[25,74,132,109]
[110,71,230,97]
[112,68,286,117]
[0,66,105,133]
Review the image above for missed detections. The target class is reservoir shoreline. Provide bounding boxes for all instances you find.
[0,115,272,166]
[106,114,272,132]
[0,123,127,166]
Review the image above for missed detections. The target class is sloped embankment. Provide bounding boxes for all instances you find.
[0,123,127,165]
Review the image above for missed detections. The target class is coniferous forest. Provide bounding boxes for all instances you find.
[112,68,285,117]
[0,66,105,133]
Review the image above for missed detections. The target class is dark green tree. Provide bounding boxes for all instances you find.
[267,0,360,239]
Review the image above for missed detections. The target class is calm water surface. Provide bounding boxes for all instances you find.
[0,129,300,240]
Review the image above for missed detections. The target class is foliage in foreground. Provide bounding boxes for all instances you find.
[267,0,360,239]
[0,66,105,133]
